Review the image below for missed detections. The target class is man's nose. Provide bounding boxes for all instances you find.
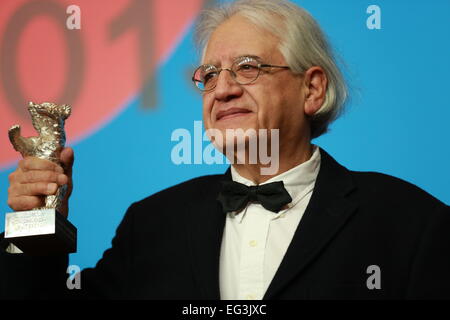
[214,69,243,102]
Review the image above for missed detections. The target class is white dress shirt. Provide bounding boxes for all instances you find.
[219,145,321,300]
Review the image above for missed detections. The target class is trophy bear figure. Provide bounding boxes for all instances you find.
[8,102,71,211]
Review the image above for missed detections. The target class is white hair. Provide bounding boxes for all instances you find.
[195,0,348,138]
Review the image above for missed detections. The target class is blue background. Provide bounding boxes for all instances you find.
[1,0,449,269]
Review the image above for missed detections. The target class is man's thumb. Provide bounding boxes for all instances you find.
[60,147,74,175]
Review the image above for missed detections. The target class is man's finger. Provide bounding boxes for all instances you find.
[19,157,63,173]
[10,182,58,197]
[16,170,68,185]
[7,195,45,212]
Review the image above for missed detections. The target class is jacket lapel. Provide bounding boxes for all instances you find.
[264,148,358,299]
[186,171,230,299]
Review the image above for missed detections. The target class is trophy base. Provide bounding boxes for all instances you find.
[4,208,77,255]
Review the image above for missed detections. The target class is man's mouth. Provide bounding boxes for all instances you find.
[216,108,252,121]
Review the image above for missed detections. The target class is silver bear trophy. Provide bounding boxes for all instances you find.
[8,102,71,212]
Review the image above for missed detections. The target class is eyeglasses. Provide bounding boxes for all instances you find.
[192,56,290,92]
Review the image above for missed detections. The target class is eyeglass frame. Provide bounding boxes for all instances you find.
[191,56,290,92]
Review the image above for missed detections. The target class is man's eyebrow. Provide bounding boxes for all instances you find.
[203,55,263,66]
[234,55,263,62]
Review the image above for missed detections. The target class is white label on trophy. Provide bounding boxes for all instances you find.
[5,209,56,238]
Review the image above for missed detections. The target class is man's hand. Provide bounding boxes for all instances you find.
[7,147,74,218]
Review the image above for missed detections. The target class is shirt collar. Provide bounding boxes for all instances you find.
[229,145,321,220]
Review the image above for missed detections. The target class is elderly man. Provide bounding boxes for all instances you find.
[1,0,449,300]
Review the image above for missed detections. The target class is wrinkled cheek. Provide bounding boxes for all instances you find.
[258,100,277,130]
[202,97,214,129]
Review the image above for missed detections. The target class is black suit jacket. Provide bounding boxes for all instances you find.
[1,148,449,299]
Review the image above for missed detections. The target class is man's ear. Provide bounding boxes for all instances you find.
[303,66,328,116]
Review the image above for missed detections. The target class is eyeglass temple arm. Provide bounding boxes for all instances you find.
[259,64,290,69]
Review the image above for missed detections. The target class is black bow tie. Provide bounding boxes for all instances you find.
[217,180,292,213]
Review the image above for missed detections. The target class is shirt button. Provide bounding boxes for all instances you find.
[249,240,257,247]
[246,294,255,300]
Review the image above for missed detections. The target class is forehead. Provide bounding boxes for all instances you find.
[202,15,282,66]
